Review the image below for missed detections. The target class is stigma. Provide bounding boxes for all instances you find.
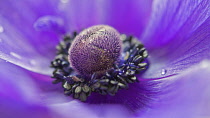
[51,25,149,101]
[69,25,122,77]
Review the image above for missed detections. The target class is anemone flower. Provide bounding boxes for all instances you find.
[0,0,210,118]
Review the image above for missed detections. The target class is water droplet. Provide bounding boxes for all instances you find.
[0,25,4,33]
[10,52,22,59]
[161,69,167,75]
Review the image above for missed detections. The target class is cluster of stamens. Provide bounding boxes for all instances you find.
[51,27,148,101]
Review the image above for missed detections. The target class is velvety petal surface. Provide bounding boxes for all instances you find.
[137,60,210,118]
[29,74,145,118]
[141,0,210,78]
[58,0,152,36]
[0,0,62,75]
[21,68,135,118]
[29,69,160,111]
[27,61,210,118]
[103,0,153,36]
[0,60,55,118]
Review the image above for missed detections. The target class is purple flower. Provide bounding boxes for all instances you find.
[0,0,210,118]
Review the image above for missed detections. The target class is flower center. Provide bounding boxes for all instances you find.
[51,25,149,101]
[69,25,122,78]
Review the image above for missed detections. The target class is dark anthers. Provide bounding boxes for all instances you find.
[51,32,149,101]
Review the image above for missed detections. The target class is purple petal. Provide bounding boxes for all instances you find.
[29,65,161,111]
[141,0,210,78]
[86,80,160,111]
[0,60,55,118]
[49,102,132,118]
[30,61,210,118]
[28,71,135,118]
[28,72,71,104]
[0,0,62,75]
[0,97,52,118]
[138,60,210,118]
[102,0,153,36]
[58,0,152,36]
[0,60,40,102]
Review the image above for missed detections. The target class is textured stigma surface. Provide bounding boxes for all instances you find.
[69,25,122,77]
